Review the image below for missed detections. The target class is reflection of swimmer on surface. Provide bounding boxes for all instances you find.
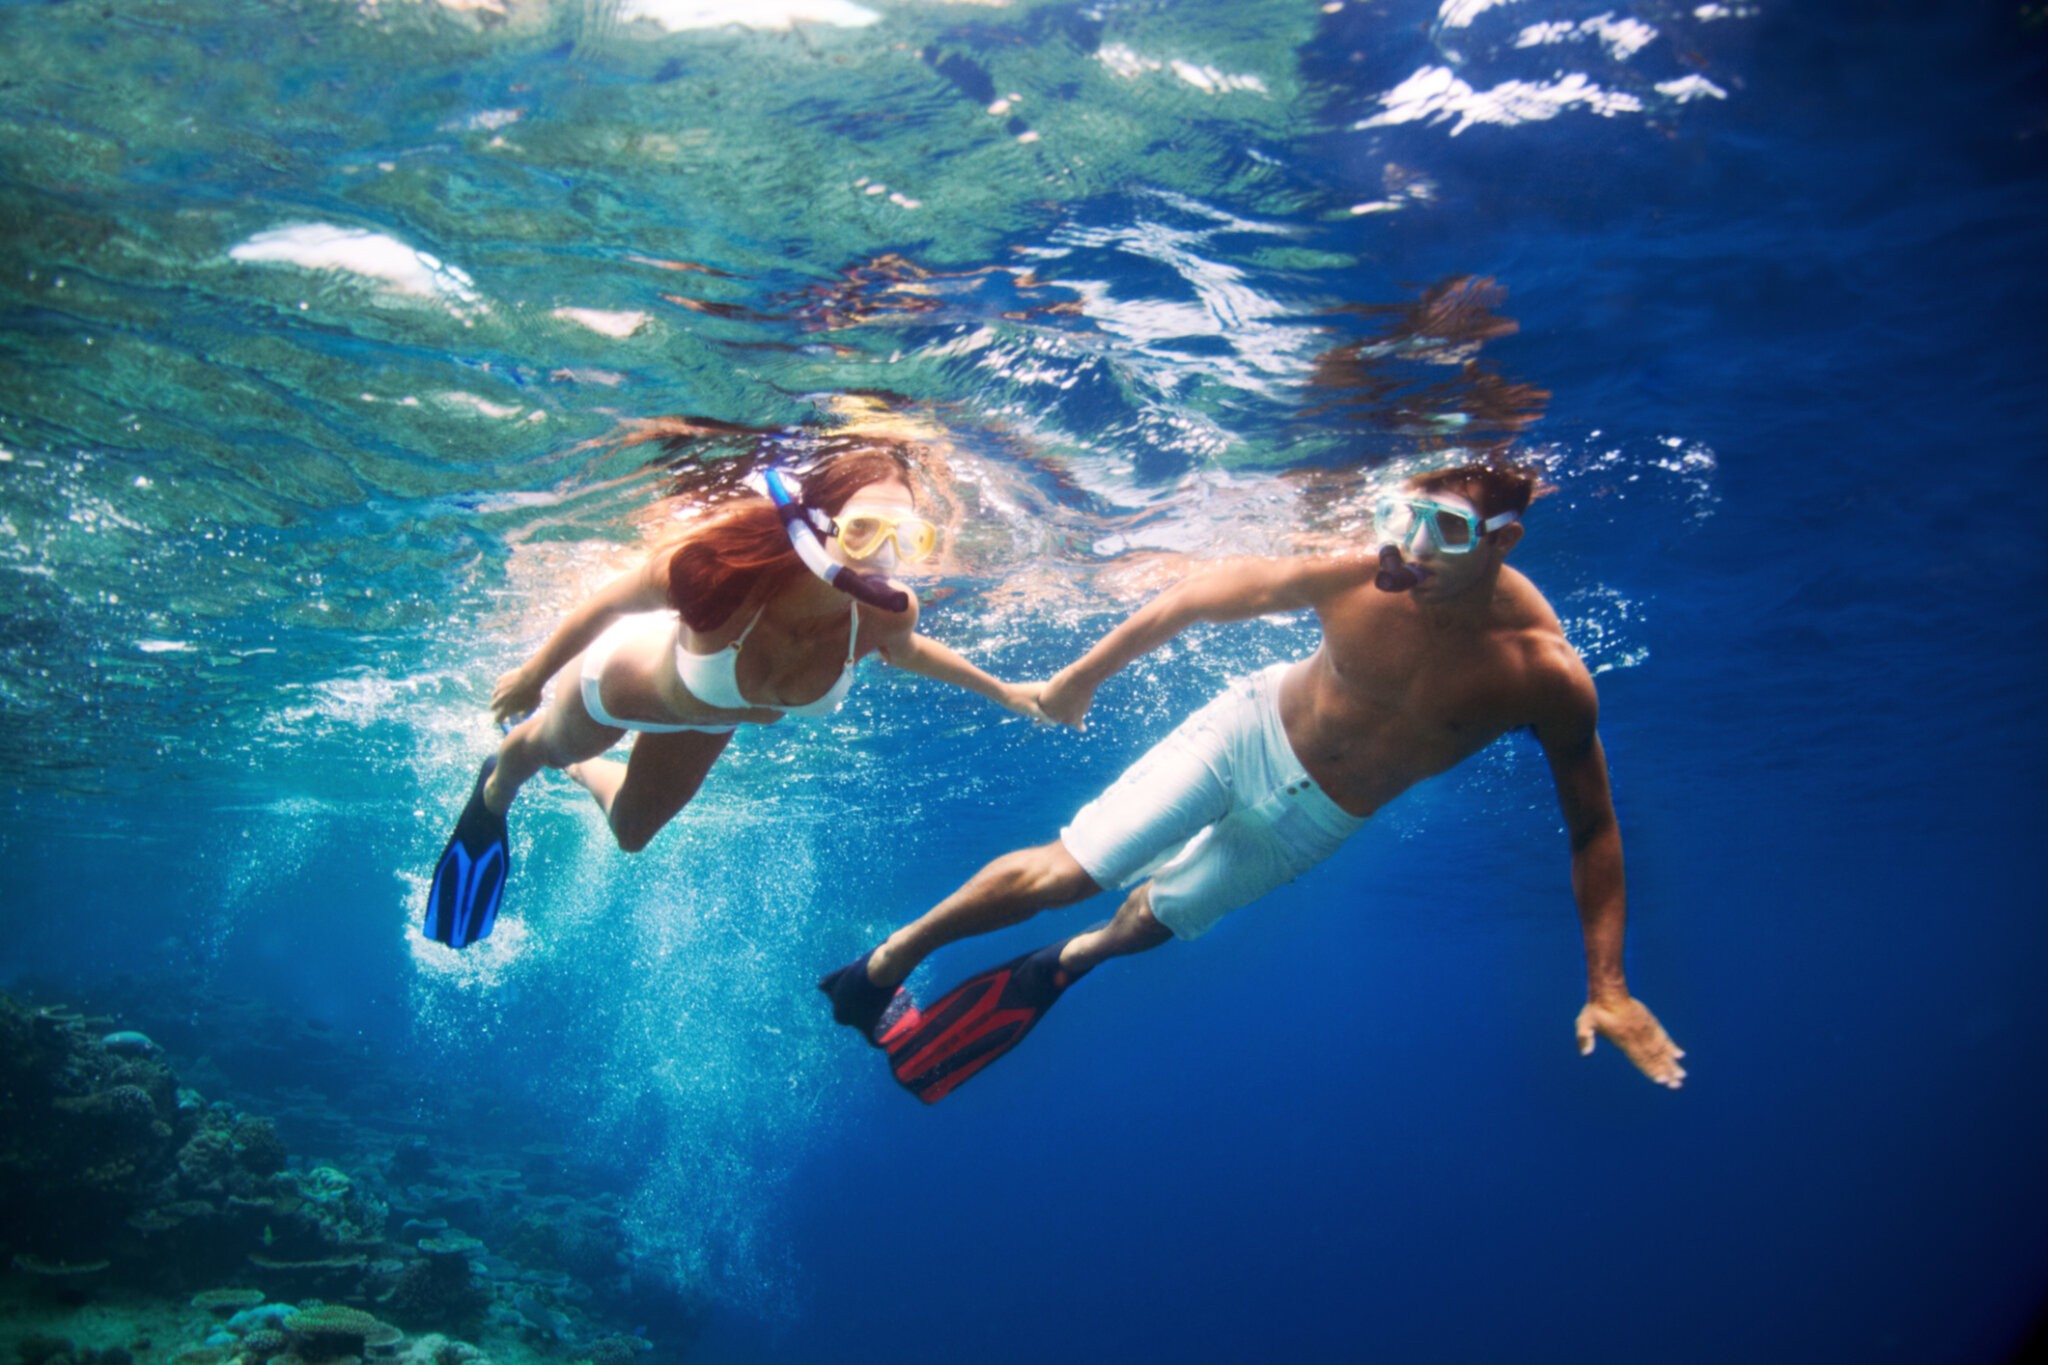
[1307,275,1550,458]
[423,435,1062,950]
[821,457,1686,1102]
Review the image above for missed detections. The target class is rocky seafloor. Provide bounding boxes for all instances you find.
[0,989,698,1365]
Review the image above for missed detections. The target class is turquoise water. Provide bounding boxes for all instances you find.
[3,1,2046,1361]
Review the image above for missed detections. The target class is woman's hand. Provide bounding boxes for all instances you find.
[1000,682,1074,728]
[491,665,545,729]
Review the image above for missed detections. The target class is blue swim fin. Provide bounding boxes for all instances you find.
[424,758,508,949]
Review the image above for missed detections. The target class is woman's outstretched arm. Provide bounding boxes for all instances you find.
[879,631,1060,725]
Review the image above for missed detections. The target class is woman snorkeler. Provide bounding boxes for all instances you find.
[423,436,1054,949]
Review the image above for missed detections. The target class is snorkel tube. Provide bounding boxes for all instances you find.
[761,468,911,613]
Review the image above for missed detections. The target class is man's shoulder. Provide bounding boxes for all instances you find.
[1498,573,1581,649]
[1495,577,1586,667]
[1523,628,1593,687]
[1496,563,1563,619]
[1513,627,1599,738]
[1485,576,1594,705]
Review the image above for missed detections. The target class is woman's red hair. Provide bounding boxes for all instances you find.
[663,441,917,633]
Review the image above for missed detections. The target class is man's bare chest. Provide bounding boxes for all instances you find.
[1312,632,1537,759]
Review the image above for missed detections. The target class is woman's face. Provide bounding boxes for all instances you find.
[829,477,932,573]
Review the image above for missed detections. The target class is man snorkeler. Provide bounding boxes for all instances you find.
[819,458,1686,1103]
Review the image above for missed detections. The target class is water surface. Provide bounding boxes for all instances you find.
[3,1,2045,1361]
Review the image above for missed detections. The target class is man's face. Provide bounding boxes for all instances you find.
[1381,488,1507,601]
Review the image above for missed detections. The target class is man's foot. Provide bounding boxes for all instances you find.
[818,953,909,1045]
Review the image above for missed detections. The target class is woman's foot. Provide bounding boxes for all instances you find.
[566,757,628,814]
[482,763,513,815]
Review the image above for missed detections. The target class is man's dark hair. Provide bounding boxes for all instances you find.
[1404,458,1548,525]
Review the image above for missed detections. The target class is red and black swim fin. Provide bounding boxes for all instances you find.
[878,938,1074,1104]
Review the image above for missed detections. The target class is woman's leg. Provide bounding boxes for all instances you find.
[483,658,623,813]
[571,728,734,853]
[563,756,628,812]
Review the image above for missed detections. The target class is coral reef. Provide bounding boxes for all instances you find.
[281,1305,404,1353]
[0,996,189,1260]
[14,1340,137,1365]
[0,988,682,1365]
[0,991,401,1301]
[384,1237,487,1332]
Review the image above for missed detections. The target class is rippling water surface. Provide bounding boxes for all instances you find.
[3,1,2045,1361]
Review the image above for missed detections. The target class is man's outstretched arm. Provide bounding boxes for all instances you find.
[1535,658,1687,1090]
[1040,554,1373,726]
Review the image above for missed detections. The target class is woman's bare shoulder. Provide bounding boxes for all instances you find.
[856,583,920,641]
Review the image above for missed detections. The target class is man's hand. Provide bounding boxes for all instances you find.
[997,683,1071,727]
[491,666,544,729]
[1038,667,1099,730]
[1576,996,1686,1089]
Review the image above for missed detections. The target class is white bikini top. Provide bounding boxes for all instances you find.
[674,599,859,719]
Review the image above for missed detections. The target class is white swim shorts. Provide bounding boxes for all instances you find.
[1059,663,1365,941]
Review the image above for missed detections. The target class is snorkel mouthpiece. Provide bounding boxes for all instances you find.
[761,468,911,613]
[1375,544,1426,594]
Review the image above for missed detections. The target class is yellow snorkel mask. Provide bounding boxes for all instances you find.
[835,507,939,563]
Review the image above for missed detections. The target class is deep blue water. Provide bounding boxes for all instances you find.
[3,1,2046,1361]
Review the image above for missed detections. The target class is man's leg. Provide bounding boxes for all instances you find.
[872,882,1173,1103]
[829,678,1237,1042]
[819,837,1101,1039]
[861,675,1249,991]
[1057,881,1174,976]
[864,838,1102,990]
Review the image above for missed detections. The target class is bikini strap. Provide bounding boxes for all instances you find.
[731,606,768,651]
[845,597,860,665]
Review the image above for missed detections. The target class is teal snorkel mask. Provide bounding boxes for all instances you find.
[1373,493,1519,593]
